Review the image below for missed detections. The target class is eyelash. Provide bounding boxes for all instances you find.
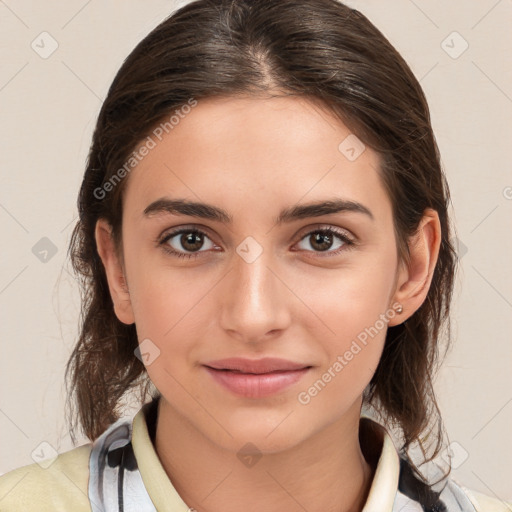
[157,226,356,260]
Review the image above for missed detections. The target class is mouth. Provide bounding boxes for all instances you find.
[202,359,313,398]
[203,357,312,374]
[205,368,312,374]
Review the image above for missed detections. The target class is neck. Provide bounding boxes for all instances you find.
[153,397,378,512]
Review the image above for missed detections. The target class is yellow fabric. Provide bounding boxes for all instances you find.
[0,406,510,511]
[462,486,512,512]
[0,443,92,511]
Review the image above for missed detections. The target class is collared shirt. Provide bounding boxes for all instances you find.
[0,398,509,511]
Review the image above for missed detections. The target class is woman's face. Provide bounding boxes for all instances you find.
[101,95,407,453]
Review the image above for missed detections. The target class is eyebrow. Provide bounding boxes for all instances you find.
[143,197,374,224]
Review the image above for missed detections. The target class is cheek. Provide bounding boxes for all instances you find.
[130,277,210,354]
[295,271,393,414]
[294,249,397,340]
[293,251,396,397]
[123,233,211,336]
[296,335,384,421]
[125,260,218,389]
[127,271,207,397]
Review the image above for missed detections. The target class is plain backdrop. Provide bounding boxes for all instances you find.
[0,0,511,502]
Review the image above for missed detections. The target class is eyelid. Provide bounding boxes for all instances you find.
[157,223,218,244]
[158,222,355,242]
[296,223,355,242]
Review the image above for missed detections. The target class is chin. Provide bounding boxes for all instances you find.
[227,431,304,456]
[206,413,312,455]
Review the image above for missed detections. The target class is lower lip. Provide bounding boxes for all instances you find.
[204,366,310,398]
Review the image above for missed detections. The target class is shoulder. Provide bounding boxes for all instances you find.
[430,477,512,512]
[457,483,512,512]
[0,443,92,512]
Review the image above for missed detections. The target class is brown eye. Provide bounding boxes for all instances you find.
[308,231,335,251]
[177,232,205,252]
[160,228,215,259]
[295,227,354,256]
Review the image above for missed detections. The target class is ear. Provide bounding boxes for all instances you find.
[95,218,135,325]
[388,208,442,327]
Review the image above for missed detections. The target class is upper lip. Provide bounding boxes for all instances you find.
[203,357,311,374]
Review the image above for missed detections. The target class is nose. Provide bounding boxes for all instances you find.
[219,244,291,344]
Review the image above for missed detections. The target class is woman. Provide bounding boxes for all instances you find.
[0,0,509,510]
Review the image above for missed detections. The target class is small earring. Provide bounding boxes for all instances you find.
[395,304,403,314]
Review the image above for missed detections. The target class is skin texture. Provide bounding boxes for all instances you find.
[95,95,441,512]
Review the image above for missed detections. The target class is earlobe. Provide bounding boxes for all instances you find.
[388,208,441,326]
[95,219,135,325]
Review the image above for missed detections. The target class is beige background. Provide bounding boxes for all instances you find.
[0,0,511,503]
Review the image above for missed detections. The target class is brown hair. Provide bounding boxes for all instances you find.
[65,0,458,489]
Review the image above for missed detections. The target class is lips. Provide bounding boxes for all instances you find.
[203,357,311,374]
[202,357,312,398]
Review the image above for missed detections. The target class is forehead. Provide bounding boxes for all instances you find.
[122,95,390,224]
